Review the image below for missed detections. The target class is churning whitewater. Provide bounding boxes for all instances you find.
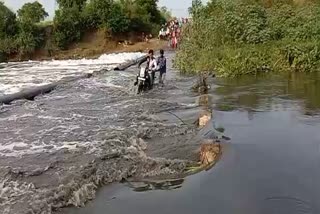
[0,52,145,96]
[0,52,211,214]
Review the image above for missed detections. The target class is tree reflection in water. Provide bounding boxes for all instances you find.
[212,72,320,117]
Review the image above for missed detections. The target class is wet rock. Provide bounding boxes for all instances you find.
[137,138,147,151]
[198,110,212,128]
[192,74,209,93]
[129,178,185,192]
[198,94,212,107]
[43,145,54,150]
[12,145,30,151]
[199,140,220,166]
[129,182,150,192]
[99,152,120,161]
[131,138,147,151]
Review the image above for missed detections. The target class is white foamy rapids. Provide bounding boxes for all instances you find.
[0,52,145,95]
[0,140,103,157]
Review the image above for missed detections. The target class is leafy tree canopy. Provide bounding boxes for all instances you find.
[17,1,48,23]
[56,0,87,9]
[0,2,17,38]
[160,6,172,21]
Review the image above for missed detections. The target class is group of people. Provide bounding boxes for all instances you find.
[134,18,191,90]
[135,49,167,89]
[158,18,189,49]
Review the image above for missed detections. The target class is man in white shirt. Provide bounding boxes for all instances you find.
[138,49,157,88]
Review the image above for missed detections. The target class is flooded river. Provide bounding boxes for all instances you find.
[2,51,320,214]
[66,72,320,214]
[0,52,144,95]
[0,51,212,214]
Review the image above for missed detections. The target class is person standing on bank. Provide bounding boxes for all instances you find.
[157,49,167,86]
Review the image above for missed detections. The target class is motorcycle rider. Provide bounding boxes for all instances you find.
[135,49,157,89]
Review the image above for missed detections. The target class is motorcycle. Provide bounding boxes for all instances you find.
[135,66,153,94]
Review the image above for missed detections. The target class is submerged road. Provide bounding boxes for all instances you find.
[1,51,211,214]
[68,69,320,214]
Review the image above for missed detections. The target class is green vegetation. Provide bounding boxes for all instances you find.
[17,2,49,23]
[175,0,320,77]
[0,2,17,61]
[0,0,172,61]
[53,6,83,49]
[215,103,236,112]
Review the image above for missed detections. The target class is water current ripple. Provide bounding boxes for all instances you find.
[0,52,203,214]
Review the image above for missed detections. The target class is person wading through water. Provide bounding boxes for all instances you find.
[136,49,157,89]
[157,49,167,86]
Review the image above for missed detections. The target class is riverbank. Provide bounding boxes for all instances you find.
[34,40,168,62]
[9,31,169,62]
[175,0,320,77]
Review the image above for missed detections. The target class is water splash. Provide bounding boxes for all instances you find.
[0,52,144,95]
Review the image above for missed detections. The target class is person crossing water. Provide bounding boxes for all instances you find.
[136,49,157,89]
[157,49,167,86]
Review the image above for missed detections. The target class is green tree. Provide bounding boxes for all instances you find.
[16,31,37,59]
[82,0,113,29]
[119,0,136,19]
[105,3,130,34]
[57,0,87,10]
[160,6,172,21]
[53,6,83,49]
[0,2,18,38]
[188,0,203,17]
[0,2,18,62]
[17,2,48,23]
[83,0,129,34]
[135,0,162,24]
[0,37,16,62]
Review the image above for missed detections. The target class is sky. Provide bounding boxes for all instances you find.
[2,0,209,18]
[158,0,208,17]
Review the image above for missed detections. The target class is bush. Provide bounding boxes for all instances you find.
[175,0,320,77]
[104,3,130,34]
[83,0,164,35]
[56,0,87,10]
[0,2,18,38]
[53,7,83,49]
[0,0,167,58]
[0,3,18,61]
[160,6,172,21]
[83,0,129,34]
[16,20,46,54]
[82,0,113,29]
[15,31,37,58]
[0,37,16,62]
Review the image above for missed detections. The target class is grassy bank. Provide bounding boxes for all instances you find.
[175,0,320,77]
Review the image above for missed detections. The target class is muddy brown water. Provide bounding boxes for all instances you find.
[65,72,320,214]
